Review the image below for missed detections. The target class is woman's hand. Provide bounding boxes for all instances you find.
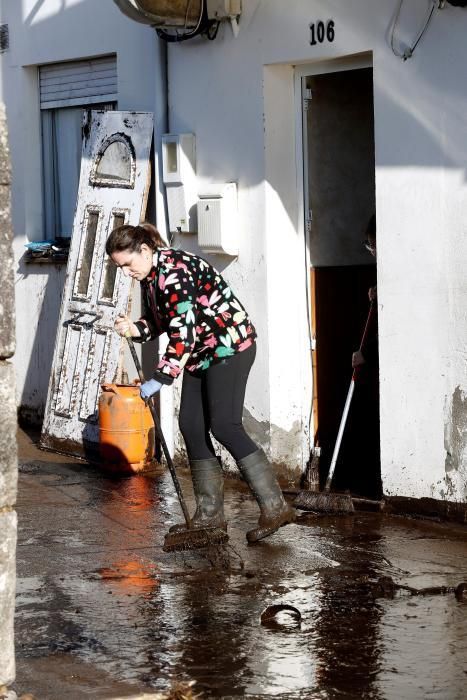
[114,314,140,338]
[352,350,366,368]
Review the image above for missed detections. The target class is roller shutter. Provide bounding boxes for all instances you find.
[39,55,117,110]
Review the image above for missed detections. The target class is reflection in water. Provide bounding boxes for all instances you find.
[97,560,159,595]
[312,567,383,698]
[16,459,467,699]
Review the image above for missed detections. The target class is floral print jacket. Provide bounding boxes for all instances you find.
[134,248,257,385]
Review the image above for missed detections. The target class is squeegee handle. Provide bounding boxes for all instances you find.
[125,335,191,526]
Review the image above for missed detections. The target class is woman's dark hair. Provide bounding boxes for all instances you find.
[105,223,167,257]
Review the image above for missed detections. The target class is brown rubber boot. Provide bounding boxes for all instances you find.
[169,457,227,533]
[237,448,296,543]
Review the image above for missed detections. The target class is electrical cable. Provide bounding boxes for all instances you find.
[156,0,207,43]
[184,0,194,30]
[390,0,438,60]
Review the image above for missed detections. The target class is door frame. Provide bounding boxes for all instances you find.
[293,52,374,454]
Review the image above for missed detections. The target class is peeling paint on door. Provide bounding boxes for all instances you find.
[40,111,153,460]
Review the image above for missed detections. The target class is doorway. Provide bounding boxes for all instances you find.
[301,61,381,499]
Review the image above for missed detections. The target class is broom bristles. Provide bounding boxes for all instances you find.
[163,527,229,552]
[293,490,355,514]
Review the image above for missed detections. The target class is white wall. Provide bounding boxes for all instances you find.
[163,0,467,499]
[0,0,163,422]
[4,0,467,500]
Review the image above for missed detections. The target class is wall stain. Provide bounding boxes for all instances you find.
[243,407,269,448]
[444,386,467,499]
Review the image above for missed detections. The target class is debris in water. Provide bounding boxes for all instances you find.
[455,582,467,601]
[260,604,301,630]
[151,680,201,699]
[370,576,467,601]
[370,575,397,599]
[163,527,228,552]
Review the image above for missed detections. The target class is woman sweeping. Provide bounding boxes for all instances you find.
[106,223,296,543]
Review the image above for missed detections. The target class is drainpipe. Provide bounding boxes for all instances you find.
[144,34,176,458]
[113,1,175,458]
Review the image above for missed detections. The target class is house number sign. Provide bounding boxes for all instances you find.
[309,19,335,45]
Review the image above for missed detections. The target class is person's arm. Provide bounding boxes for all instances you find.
[151,266,198,385]
[351,296,378,369]
[114,284,157,341]
[113,285,165,400]
[129,284,160,343]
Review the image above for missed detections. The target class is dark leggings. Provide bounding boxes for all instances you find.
[178,344,258,462]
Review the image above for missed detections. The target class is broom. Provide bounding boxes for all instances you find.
[126,336,228,552]
[294,301,377,515]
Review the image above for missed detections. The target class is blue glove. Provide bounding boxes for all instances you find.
[140,378,162,400]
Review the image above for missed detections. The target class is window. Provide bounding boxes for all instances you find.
[39,56,117,239]
[91,134,135,188]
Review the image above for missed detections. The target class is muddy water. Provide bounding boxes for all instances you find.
[15,450,467,699]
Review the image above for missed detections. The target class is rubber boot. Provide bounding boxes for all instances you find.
[237,448,296,543]
[169,457,227,533]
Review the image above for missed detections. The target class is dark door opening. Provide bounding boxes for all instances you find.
[304,65,381,499]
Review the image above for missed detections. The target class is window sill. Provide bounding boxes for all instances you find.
[23,238,70,265]
[23,253,69,265]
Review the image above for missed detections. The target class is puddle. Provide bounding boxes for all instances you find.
[14,440,467,699]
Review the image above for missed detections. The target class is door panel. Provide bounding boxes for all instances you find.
[79,328,112,421]
[41,110,153,458]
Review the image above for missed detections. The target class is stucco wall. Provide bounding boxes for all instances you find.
[163,0,467,498]
[3,0,467,500]
[0,0,164,422]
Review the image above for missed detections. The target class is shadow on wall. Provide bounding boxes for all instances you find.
[351,2,467,175]
[16,256,66,425]
[5,0,467,432]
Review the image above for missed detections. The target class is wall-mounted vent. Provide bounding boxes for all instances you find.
[0,24,9,53]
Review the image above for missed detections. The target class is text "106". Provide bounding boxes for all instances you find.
[309,20,335,46]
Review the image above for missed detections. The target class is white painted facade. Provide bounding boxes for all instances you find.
[2,0,467,502]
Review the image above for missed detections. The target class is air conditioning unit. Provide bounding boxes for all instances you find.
[113,0,241,28]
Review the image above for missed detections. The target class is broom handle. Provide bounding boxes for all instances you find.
[325,300,376,492]
[126,336,191,525]
[325,380,355,491]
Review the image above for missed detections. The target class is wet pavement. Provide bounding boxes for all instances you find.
[14,428,467,699]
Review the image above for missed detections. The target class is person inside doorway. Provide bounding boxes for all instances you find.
[352,213,378,371]
[106,223,296,543]
[347,212,382,499]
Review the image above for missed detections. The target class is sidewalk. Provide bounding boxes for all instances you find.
[13,428,467,699]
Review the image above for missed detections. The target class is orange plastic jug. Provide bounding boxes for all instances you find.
[98,383,155,473]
